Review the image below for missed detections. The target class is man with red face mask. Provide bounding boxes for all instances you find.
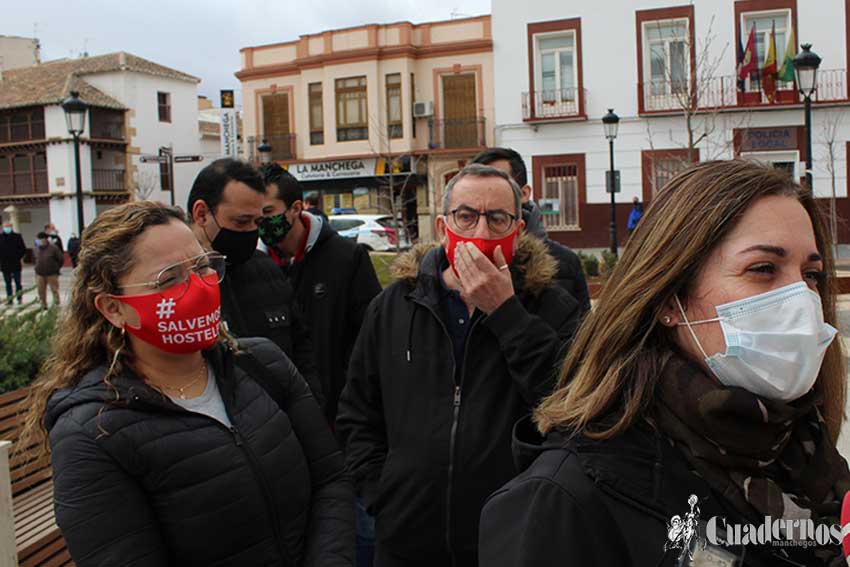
[337,163,581,567]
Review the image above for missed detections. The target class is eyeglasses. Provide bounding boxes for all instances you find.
[448,206,517,235]
[118,252,226,299]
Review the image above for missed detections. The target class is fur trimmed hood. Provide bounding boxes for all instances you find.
[390,234,558,296]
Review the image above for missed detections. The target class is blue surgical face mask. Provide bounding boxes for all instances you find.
[2,227,11,234]
[676,282,837,401]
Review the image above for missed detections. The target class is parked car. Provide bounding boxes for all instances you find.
[328,214,411,251]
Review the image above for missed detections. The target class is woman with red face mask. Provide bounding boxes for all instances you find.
[18,201,354,567]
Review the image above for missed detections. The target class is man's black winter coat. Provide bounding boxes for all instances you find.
[288,219,381,423]
[337,236,580,563]
[46,338,354,567]
[220,251,322,405]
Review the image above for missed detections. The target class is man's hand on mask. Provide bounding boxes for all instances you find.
[454,242,514,315]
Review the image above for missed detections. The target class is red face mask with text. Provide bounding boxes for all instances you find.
[445,226,517,277]
[113,273,221,354]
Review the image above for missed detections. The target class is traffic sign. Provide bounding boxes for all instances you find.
[139,154,168,163]
[173,155,204,163]
[605,170,621,193]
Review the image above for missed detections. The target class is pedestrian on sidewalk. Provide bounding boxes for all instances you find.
[19,201,354,567]
[34,231,63,309]
[0,221,26,304]
[68,233,81,268]
[627,196,644,237]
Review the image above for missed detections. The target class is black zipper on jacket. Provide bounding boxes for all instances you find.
[228,424,292,567]
[444,315,481,558]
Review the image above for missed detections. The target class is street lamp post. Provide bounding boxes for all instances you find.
[258,138,272,166]
[602,108,620,257]
[62,91,89,235]
[793,43,822,193]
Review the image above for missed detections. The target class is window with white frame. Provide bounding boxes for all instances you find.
[540,164,579,229]
[741,11,793,92]
[535,33,576,104]
[643,19,689,98]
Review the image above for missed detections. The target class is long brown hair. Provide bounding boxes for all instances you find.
[535,160,846,441]
[19,201,231,457]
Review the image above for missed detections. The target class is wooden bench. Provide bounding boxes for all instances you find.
[0,387,74,567]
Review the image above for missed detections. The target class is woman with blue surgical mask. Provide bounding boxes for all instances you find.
[479,160,850,567]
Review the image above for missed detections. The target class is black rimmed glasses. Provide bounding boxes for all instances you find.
[448,206,517,236]
[118,251,227,299]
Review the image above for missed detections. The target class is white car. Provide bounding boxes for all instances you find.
[328,214,411,251]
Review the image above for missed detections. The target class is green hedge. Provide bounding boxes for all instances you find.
[0,295,58,394]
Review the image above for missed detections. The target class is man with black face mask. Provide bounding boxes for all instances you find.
[187,158,323,406]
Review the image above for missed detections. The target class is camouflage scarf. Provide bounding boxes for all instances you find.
[655,355,850,529]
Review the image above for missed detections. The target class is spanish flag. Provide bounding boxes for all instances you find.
[777,28,797,82]
[761,22,778,102]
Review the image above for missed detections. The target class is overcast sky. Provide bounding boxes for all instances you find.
[5,0,490,107]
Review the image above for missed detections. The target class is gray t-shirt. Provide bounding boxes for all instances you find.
[171,368,232,427]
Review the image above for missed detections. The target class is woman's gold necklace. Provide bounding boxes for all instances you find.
[157,359,207,400]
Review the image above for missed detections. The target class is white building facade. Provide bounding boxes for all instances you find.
[0,52,202,248]
[492,0,850,249]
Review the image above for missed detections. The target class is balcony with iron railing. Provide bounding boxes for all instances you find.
[522,88,585,121]
[89,109,126,142]
[90,122,125,141]
[639,68,847,114]
[92,169,126,192]
[428,117,487,150]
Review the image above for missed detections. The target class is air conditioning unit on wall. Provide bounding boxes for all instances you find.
[413,101,433,118]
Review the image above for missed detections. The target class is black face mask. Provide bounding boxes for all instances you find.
[205,211,258,265]
[256,210,293,248]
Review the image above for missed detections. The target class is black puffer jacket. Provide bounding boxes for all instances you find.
[480,416,841,567]
[288,218,381,423]
[46,338,354,567]
[221,251,323,407]
[337,236,580,562]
